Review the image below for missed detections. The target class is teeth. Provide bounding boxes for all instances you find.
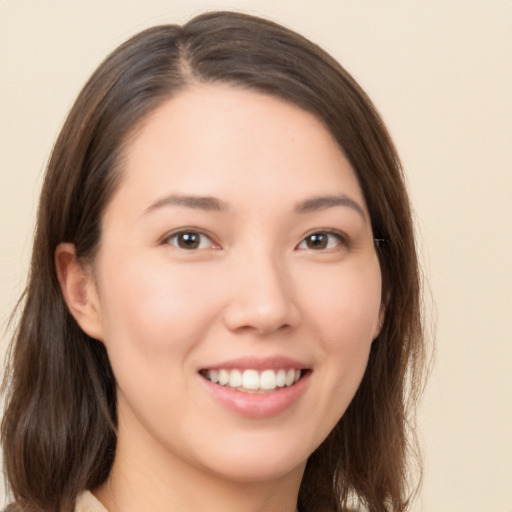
[242,369,260,390]
[218,369,229,386]
[260,369,276,390]
[229,369,242,388]
[204,368,303,392]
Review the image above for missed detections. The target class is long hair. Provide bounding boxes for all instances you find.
[2,11,427,512]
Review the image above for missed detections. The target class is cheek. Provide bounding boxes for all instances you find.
[93,256,226,431]
[96,255,224,359]
[300,260,381,408]
[301,258,382,344]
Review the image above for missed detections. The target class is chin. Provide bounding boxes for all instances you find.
[188,429,317,485]
[206,454,306,485]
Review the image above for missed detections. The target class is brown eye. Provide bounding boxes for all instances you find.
[297,232,344,250]
[166,231,214,250]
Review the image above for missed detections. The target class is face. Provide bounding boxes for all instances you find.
[84,85,382,486]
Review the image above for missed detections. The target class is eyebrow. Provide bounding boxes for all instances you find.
[142,193,366,219]
[142,194,227,215]
[296,194,366,219]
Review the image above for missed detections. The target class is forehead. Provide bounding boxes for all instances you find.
[109,84,366,216]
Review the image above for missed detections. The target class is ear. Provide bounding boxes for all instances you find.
[55,243,104,341]
[372,303,386,341]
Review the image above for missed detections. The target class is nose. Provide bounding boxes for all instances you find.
[223,251,301,335]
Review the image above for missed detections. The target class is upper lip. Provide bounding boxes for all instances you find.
[199,355,310,371]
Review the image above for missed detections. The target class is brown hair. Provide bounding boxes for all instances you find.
[1,11,426,512]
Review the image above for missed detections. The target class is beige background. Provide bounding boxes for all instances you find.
[1,1,511,510]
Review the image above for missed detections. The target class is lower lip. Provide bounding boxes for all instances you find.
[200,373,310,419]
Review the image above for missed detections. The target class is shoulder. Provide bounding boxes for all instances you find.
[75,491,109,512]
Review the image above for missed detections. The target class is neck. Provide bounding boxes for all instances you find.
[95,459,302,512]
[94,418,304,512]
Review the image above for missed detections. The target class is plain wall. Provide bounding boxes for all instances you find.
[1,1,511,510]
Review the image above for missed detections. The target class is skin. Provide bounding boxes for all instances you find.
[57,84,383,512]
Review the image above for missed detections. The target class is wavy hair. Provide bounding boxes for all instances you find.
[2,11,427,512]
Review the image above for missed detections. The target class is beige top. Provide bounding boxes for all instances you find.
[75,491,109,512]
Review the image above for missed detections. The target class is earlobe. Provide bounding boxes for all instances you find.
[373,304,386,341]
[55,243,104,341]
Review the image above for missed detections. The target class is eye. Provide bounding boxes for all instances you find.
[296,231,346,251]
[165,230,217,250]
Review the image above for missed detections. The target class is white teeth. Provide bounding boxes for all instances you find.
[260,369,276,390]
[204,368,303,392]
[218,369,229,386]
[209,369,219,384]
[229,369,242,388]
[242,369,260,390]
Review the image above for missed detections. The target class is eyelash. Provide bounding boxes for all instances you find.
[163,229,348,252]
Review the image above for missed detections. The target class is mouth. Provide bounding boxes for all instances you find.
[199,368,308,394]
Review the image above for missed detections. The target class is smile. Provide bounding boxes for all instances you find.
[201,368,303,393]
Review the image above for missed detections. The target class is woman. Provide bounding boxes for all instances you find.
[1,11,426,512]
